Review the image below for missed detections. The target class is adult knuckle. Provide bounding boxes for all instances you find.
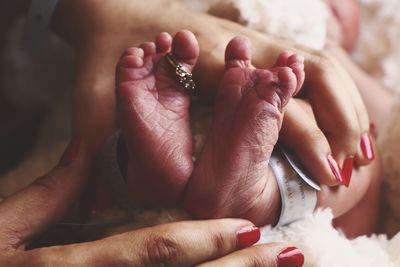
[304,127,325,144]
[343,125,360,145]
[329,125,359,153]
[32,176,59,199]
[293,127,325,151]
[210,231,228,256]
[143,232,181,267]
[316,50,335,67]
[245,245,275,267]
[309,51,333,73]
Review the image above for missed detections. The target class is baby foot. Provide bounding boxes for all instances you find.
[184,37,305,225]
[116,30,199,207]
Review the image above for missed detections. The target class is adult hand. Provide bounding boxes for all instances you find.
[282,99,380,218]
[279,51,371,187]
[0,138,304,267]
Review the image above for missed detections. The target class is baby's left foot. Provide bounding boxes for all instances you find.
[185,37,304,225]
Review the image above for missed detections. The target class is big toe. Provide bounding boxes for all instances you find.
[171,30,199,70]
[225,36,252,69]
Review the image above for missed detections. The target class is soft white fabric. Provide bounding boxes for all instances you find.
[210,0,328,50]
[179,0,328,50]
[177,0,219,12]
[353,0,400,93]
[261,209,400,267]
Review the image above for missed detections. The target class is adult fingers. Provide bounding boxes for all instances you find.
[281,99,347,186]
[19,219,260,267]
[199,244,304,267]
[0,137,91,250]
[324,47,373,166]
[302,52,363,169]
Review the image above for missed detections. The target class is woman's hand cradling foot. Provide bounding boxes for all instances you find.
[278,49,373,188]
[0,137,305,267]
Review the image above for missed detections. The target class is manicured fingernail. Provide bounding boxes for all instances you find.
[59,137,81,166]
[360,133,375,161]
[237,225,260,248]
[327,155,345,184]
[278,247,304,267]
[342,156,354,187]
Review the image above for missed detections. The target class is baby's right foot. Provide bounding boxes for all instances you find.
[116,30,199,207]
[185,37,304,225]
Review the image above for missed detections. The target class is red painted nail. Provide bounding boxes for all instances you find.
[278,247,304,267]
[59,137,81,166]
[237,225,260,248]
[360,133,375,161]
[327,155,345,184]
[342,156,354,187]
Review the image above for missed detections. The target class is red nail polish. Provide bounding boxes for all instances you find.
[360,133,375,161]
[59,137,81,166]
[237,225,260,248]
[278,247,304,267]
[327,155,345,184]
[342,156,354,187]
